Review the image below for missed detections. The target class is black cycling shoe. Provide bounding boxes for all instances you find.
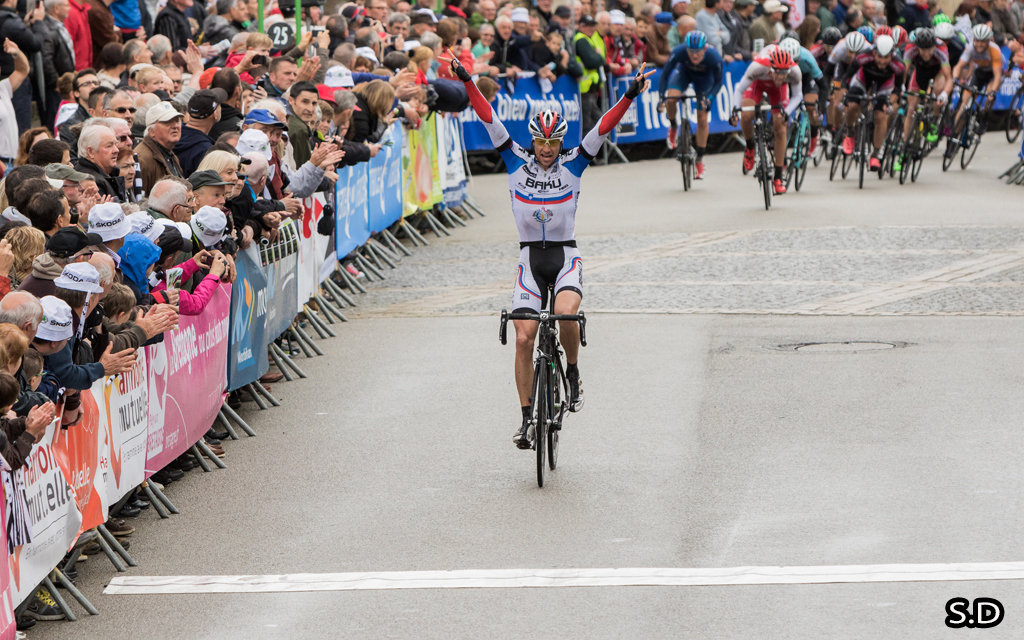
[567,367,584,413]
[513,416,532,450]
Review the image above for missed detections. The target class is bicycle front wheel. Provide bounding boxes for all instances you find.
[757,134,772,210]
[534,367,548,487]
[680,126,692,191]
[961,112,982,169]
[857,124,867,189]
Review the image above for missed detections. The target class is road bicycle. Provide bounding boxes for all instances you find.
[879,95,906,180]
[737,102,783,211]
[829,122,848,181]
[847,91,879,189]
[500,289,587,488]
[673,91,698,191]
[784,102,811,192]
[899,87,941,184]
[943,80,995,171]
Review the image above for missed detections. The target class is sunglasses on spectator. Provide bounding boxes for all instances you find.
[533,138,561,148]
[112,107,138,114]
[116,135,132,143]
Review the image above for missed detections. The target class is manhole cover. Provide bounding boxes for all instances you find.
[770,341,908,352]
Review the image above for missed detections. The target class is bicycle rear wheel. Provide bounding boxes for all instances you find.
[795,128,810,191]
[679,126,692,191]
[911,128,926,182]
[830,127,843,180]
[534,364,548,487]
[961,110,981,169]
[757,131,771,210]
[857,123,867,189]
[1006,86,1024,143]
[942,110,966,171]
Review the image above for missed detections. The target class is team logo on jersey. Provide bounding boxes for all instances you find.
[533,208,553,223]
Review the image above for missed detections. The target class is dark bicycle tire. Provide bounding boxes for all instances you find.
[911,126,926,182]
[857,120,867,189]
[884,114,903,178]
[842,128,854,179]
[757,125,772,210]
[795,129,810,191]
[830,127,843,180]
[961,111,982,169]
[679,125,692,191]
[1006,86,1024,143]
[942,109,967,171]
[548,366,560,470]
[535,363,547,487]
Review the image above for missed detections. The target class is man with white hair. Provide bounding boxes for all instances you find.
[73,124,123,199]
[147,178,190,223]
[123,38,152,67]
[136,102,184,195]
[0,291,43,341]
[147,35,173,67]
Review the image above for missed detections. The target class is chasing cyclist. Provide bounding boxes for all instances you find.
[895,27,951,171]
[779,37,826,154]
[933,15,964,68]
[444,51,655,449]
[840,34,905,171]
[659,30,724,180]
[730,47,802,195]
[827,31,869,142]
[951,24,1003,136]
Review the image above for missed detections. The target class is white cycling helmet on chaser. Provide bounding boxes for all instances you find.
[528,110,569,140]
[778,37,802,60]
[972,23,993,41]
[844,31,868,53]
[874,34,895,56]
[934,22,956,40]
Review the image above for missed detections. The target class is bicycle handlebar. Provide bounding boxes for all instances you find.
[500,309,587,347]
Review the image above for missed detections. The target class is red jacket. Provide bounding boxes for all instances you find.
[65,0,93,71]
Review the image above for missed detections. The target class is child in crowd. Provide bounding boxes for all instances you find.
[20,350,43,392]
[102,283,138,325]
[316,101,335,138]
[0,372,54,471]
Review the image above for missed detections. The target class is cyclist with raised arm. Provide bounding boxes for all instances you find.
[659,30,724,180]
[951,24,1003,136]
[444,51,655,449]
[895,27,950,170]
[840,34,905,171]
[730,47,802,195]
[779,37,826,153]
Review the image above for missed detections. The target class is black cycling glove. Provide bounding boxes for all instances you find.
[452,61,472,82]
[624,72,645,99]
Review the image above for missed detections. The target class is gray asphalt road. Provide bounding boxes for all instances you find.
[34,136,1024,639]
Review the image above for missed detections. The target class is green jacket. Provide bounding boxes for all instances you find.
[816,5,837,30]
[288,112,312,169]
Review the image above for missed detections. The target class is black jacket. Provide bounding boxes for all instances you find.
[0,7,39,79]
[490,33,537,73]
[209,103,242,140]
[32,17,74,88]
[347,93,383,144]
[173,124,214,176]
[154,3,193,51]
[74,156,125,201]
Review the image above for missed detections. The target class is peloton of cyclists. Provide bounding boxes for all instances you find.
[840,34,905,171]
[778,35,827,154]
[729,46,803,195]
[660,30,725,180]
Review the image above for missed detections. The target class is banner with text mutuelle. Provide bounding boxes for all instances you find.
[460,74,582,150]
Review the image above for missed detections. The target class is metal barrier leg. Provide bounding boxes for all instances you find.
[325,276,358,305]
[443,207,468,228]
[270,343,307,379]
[95,529,127,571]
[464,195,486,216]
[293,325,325,356]
[362,244,386,271]
[288,326,317,358]
[303,309,330,339]
[252,381,281,406]
[142,482,170,518]
[382,228,413,256]
[42,577,77,621]
[355,253,385,281]
[396,220,423,246]
[422,210,449,237]
[454,203,474,219]
[221,403,258,437]
[146,479,179,513]
[196,440,228,469]
[370,238,401,263]
[190,444,213,472]
[339,264,369,292]
[402,219,431,245]
[243,383,270,410]
[367,241,397,268]
[316,293,348,323]
[304,305,337,337]
[217,409,240,440]
[97,524,136,566]
[53,569,98,615]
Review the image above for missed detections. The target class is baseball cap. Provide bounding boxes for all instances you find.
[554,5,571,18]
[190,206,229,248]
[609,9,625,24]
[188,88,229,119]
[188,169,234,190]
[45,163,89,182]
[578,14,596,26]
[88,202,132,242]
[237,129,272,161]
[317,84,338,103]
[511,7,529,22]
[54,263,104,294]
[128,212,162,243]
[46,227,103,259]
[324,65,355,88]
[199,67,220,90]
[243,108,287,127]
[36,296,74,342]
[155,218,193,241]
[354,46,378,64]
[414,8,438,21]
[762,0,788,12]
[146,101,184,127]
[671,0,689,6]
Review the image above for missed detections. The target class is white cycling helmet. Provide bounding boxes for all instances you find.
[934,22,956,39]
[972,23,993,41]
[875,34,895,56]
[845,31,867,53]
[778,37,802,60]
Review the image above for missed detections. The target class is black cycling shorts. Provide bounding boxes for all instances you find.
[512,244,583,314]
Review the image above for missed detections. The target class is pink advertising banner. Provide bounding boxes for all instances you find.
[0,495,14,640]
[145,284,231,476]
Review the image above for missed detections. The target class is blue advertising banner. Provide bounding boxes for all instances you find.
[335,163,370,259]
[460,75,582,151]
[611,65,749,144]
[227,245,270,391]
[259,220,300,342]
[368,123,404,233]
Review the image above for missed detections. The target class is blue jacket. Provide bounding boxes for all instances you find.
[898,4,932,33]
[44,342,103,392]
[658,45,724,96]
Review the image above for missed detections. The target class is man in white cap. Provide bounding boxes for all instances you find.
[136,102,185,197]
[128,212,163,243]
[511,7,531,35]
[606,10,638,76]
[748,0,787,48]
[189,206,233,260]
[88,202,133,261]
[53,263,104,333]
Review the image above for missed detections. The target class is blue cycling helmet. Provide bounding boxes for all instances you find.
[685,30,708,49]
[857,25,875,43]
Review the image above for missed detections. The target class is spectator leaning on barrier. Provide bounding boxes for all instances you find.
[137,102,185,195]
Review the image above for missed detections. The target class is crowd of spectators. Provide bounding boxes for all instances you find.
[0,0,1019,628]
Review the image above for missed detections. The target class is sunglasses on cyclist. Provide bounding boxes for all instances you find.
[533,138,562,148]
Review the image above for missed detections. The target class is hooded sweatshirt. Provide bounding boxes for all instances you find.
[16,253,66,298]
[117,233,161,303]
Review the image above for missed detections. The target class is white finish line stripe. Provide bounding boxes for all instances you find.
[104,562,1024,595]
